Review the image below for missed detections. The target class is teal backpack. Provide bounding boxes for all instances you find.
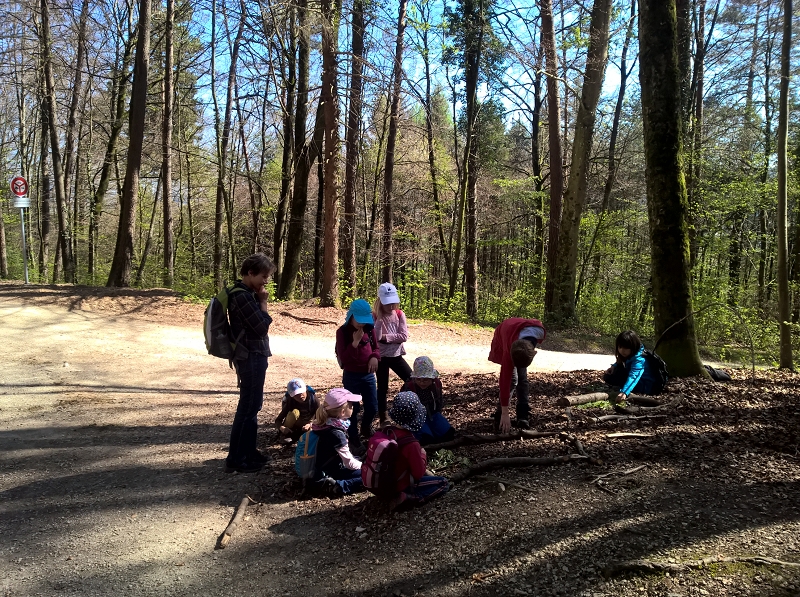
[295,430,320,480]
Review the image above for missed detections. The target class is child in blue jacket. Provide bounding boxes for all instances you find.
[603,330,659,401]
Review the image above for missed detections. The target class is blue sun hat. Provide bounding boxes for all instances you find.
[389,391,427,432]
[345,299,374,325]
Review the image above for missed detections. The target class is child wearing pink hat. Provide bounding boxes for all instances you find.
[309,388,365,496]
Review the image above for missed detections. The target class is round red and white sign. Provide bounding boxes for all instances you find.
[10,176,28,198]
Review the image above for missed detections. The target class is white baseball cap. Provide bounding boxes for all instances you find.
[378,282,400,305]
[286,378,306,397]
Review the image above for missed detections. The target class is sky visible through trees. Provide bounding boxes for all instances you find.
[0,0,797,366]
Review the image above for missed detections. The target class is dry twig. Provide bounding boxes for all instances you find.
[450,454,588,483]
[425,430,558,452]
[218,496,254,549]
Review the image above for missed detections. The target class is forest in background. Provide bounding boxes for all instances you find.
[0,0,797,365]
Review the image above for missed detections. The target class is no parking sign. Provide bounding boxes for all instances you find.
[10,176,30,208]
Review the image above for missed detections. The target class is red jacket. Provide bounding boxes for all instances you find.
[488,318,546,406]
[335,324,381,372]
[390,427,427,491]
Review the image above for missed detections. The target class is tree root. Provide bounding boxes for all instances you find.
[603,555,800,578]
[425,430,559,452]
[278,311,336,326]
[450,454,588,483]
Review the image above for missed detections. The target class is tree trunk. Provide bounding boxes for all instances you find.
[162,0,175,287]
[38,92,51,283]
[89,9,134,282]
[380,0,409,285]
[107,0,150,287]
[319,0,342,307]
[638,0,706,377]
[273,4,296,281]
[541,0,563,316]
[776,0,793,369]
[576,0,635,306]
[134,174,161,286]
[40,0,75,283]
[342,0,366,297]
[280,103,325,299]
[551,0,612,322]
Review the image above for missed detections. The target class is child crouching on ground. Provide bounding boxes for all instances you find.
[400,356,455,445]
[275,378,318,444]
[603,330,659,401]
[379,391,449,511]
[311,388,365,496]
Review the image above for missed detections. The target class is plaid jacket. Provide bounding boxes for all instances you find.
[228,281,272,357]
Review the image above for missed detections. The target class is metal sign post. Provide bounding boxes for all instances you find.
[10,176,30,284]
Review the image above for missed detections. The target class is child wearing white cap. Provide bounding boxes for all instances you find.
[372,282,412,427]
[275,378,319,443]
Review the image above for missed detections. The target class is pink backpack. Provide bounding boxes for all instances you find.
[361,428,417,499]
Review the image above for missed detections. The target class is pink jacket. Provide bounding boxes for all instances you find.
[488,318,546,406]
[374,309,408,358]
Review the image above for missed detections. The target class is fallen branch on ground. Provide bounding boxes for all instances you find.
[425,430,559,452]
[468,475,538,493]
[603,555,800,578]
[588,465,648,491]
[614,399,681,415]
[556,392,612,407]
[218,496,253,549]
[606,432,654,438]
[627,396,663,406]
[450,454,588,483]
[591,414,668,423]
[278,311,336,326]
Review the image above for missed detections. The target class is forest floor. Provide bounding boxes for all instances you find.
[1,281,799,597]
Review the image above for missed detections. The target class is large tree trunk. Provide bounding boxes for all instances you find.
[89,9,134,282]
[319,0,341,307]
[381,0,409,284]
[162,0,175,287]
[273,5,296,281]
[550,0,612,322]
[38,91,51,283]
[40,0,75,283]
[342,0,366,296]
[107,0,151,287]
[541,0,563,316]
[776,0,793,369]
[638,0,706,377]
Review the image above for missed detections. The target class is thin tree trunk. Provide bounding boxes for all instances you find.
[314,152,325,297]
[319,0,342,307]
[162,0,174,287]
[40,0,75,283]
[38,91,51,283]
[575,0,635,306]
[541,0,563,315]
[107,0,151,287]
[776,0,793,369]
[551,0,612,322]
[134,174,162,286]
[638,0,706,377]
[381,0,408,284]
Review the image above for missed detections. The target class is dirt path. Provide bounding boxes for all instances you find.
[0,286,608,597]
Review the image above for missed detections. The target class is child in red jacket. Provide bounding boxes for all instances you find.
[488,317,546,433]
[384,391,449,511]
[335,299,381,452]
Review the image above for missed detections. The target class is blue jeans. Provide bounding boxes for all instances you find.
[342,370,377,442]
[323,467,364,495]
[227,352,267,467]
[415,412,455,445]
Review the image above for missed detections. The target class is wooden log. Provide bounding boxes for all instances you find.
[425,430,559,452]
[614,399,679,415]
[218,496,252,549]
[627,395,663,406]
[450,454,587,483]
[592,414,668,423]
[604,555,800,578]
[606,432,654,438]
[556,392,612,407]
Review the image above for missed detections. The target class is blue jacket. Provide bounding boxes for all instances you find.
[616,346,658,396]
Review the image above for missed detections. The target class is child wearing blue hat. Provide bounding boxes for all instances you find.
[335,299,381,453]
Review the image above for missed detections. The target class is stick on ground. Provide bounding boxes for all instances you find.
[425,430,559,452]
[218,496,253,549]
[603,555,800,578]
[450,454,588,483]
